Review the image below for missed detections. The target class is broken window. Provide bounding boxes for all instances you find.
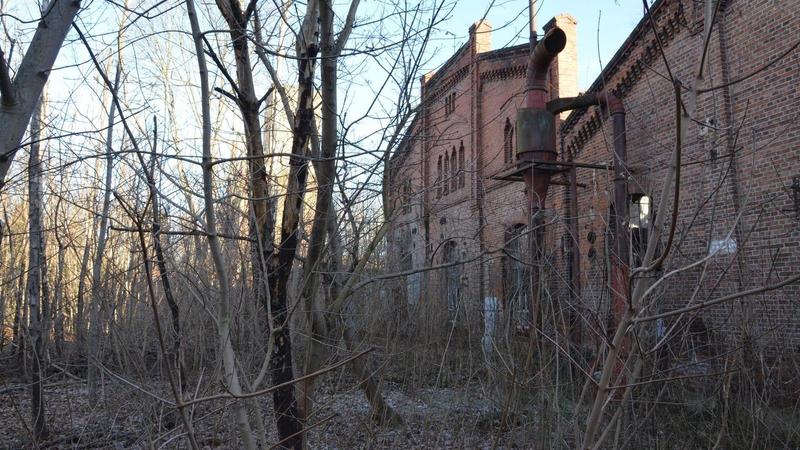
[503,224,531,327]
[629,194,652,266]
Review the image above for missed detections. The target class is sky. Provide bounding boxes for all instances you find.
[0,0,649,201]
[429,0,646,90]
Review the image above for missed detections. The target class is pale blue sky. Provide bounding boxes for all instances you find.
[429,0,645,89]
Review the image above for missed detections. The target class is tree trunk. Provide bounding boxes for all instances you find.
[297,0,338,423]
[148,118,187,393]
[213,1,314,446]
[53,237,65,357]
[298,0,400,429]
[27,96,47,442]
[187,1,256,448]
[265,3,320,442]
[75,213,95,351]
[87,63,121,403]
[0,217,6,350]
[13,255,26,366]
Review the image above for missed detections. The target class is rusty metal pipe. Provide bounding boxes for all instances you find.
[517,27,567,171]
[607,97,629,322]
[516,25,566,331]
[545,91,630,330]
[524,27,567,109]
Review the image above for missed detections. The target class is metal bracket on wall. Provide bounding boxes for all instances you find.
[490,159,611,183]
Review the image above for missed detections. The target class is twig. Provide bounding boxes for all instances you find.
[92,359,176,406]
[634,271,800,323]
[695,0,722,78]
[49,363,82,381]
[109,226,255,242]
[698,37,800,94]
[267,414,337,450]
[633,81,682,275]
[181,347,373,407]
[642,0,675,82]
[606,368,739,390]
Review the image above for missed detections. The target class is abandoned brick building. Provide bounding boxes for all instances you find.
[386,0,800,351]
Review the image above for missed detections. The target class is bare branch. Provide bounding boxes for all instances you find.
[0,45,14,106]
[698,37,800,94]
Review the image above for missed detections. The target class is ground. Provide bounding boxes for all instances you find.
[0,371,537,449]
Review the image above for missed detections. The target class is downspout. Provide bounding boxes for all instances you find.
[604,94,629,326]
[548,91,629,329]
[564,135,582,344]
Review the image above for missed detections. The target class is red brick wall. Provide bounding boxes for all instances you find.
[389,15,579,318]
[559,0,800,349]
[388,0,800,350]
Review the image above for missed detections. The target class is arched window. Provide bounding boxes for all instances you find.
[443,152,450,195]
[503,224,531,327]
[450,147,458,192]
[402,180,411,214]
[442,240,461,318]
[436,155,442,199]
[444,92,456,116]
[503,118,514,164]
[458,142,465,188]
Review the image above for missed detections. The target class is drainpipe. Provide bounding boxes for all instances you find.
[603,94,629,326]
[548,91,629,330]
[516,26,566,328]
[564,134,582,344]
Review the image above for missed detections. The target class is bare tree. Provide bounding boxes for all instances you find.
[87,62,121,405]
[0,0,80,191]
[26,94,46,442]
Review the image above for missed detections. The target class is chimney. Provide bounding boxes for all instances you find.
[545,14,579,118]
[469,20,492,54]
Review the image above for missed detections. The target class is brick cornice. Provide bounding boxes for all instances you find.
[480,64,526,83]
[428,65,470,102]
[563,0,687,157]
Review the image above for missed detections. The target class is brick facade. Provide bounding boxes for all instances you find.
[387,0,800,350]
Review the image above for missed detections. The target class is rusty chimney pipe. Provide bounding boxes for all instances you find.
[524,27,567,110]
[517,26,566,216]
[516,25,566,331]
